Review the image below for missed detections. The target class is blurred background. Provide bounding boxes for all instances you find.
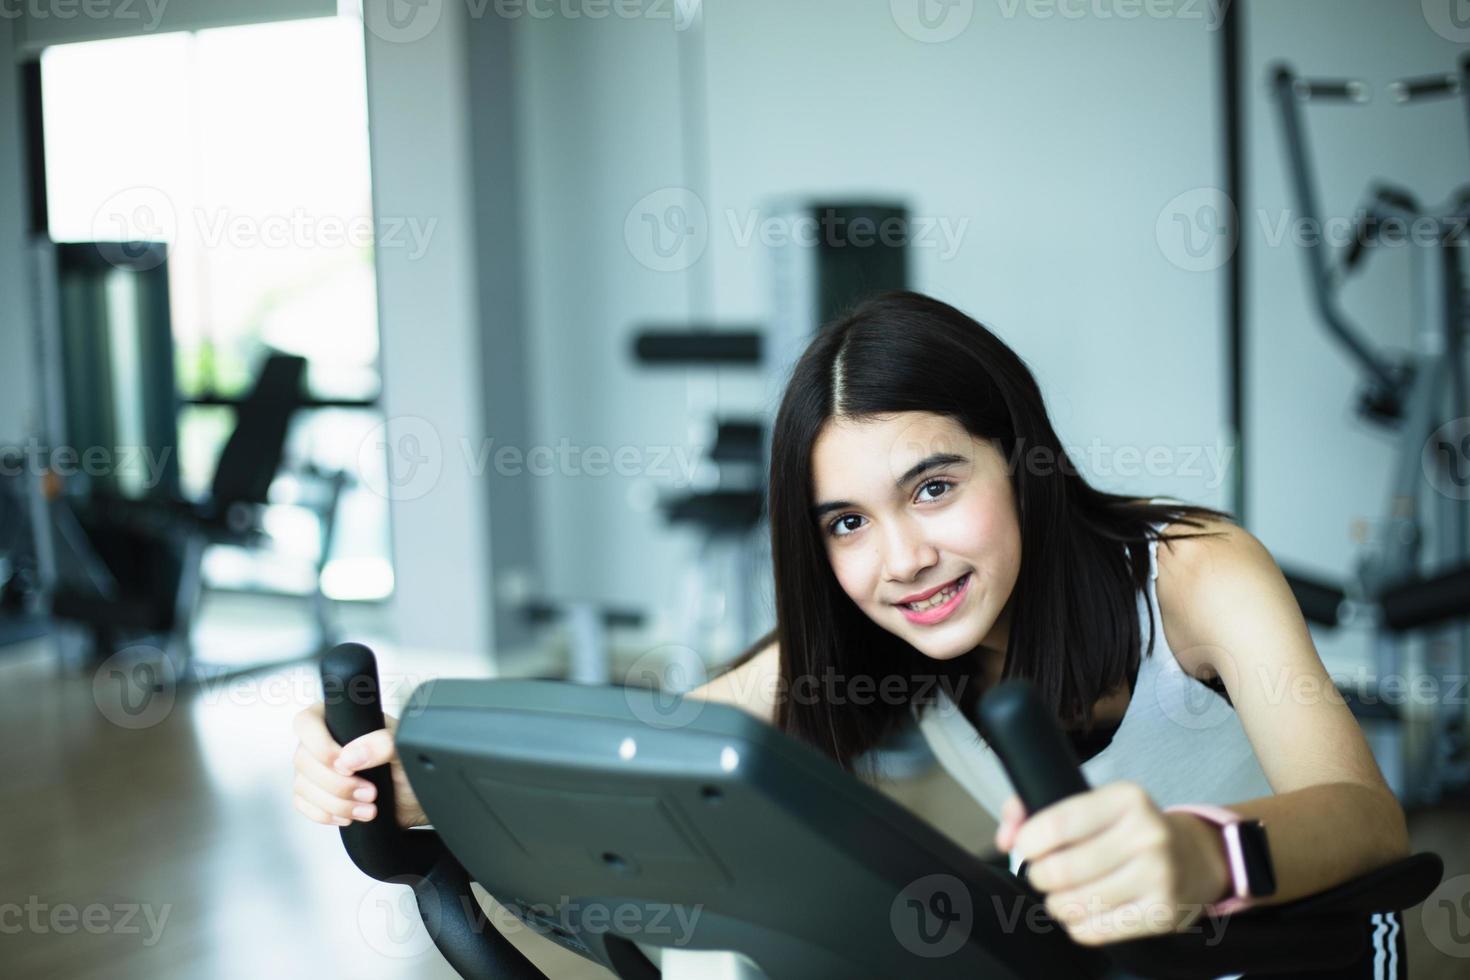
[1,0,1468,977]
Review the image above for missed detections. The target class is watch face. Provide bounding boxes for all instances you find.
[1237,820,1277,897]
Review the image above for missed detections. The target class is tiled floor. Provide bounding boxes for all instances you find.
[1,594,1467,979]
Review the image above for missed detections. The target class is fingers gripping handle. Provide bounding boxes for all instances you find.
[319,644,550,980]
[974,680,1090,813]
[319,641,422,881]
[975,685,1145,980]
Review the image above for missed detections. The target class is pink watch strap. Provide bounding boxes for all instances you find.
[1165,804,1256,916]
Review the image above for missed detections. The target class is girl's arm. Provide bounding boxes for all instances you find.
[1150,517,1409,906]
[998,518,1409,947]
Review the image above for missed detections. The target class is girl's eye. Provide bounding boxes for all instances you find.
[826,481,953,538]
[917,479,953,503]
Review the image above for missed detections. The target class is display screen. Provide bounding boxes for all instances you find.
[1237,821,1277,897]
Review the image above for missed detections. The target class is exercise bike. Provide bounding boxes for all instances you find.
[318,642,1442,979]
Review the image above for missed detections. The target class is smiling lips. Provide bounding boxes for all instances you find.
[895,572,972,625]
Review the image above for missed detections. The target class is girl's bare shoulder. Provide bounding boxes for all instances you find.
[687,641,780,725]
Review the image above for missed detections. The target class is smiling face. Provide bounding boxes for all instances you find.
[810,411,1021,662]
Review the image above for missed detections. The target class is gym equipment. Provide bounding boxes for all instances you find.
[0,447,46,649]
[29,266,347,681]
[520,600,646,686]
[1268,59,1470,805]
[41,241,182,502]
[320,642,1442,979]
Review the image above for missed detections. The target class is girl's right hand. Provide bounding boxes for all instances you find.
[291,701,429,829]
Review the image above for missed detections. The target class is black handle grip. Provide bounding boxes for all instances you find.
[1296,78,1369,103]
[320,641,431,881]
[974,680,1090,813]
[1389,73,1459,104]
[318,643,552,980]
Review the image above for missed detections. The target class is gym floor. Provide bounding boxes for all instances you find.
[1,593,1466,980]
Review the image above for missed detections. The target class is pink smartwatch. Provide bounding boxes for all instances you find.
[1165,804,1277,916]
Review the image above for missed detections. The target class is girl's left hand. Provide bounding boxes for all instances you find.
[994,782,1232,946]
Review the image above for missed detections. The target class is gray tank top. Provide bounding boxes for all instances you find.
[913,501,1273,822]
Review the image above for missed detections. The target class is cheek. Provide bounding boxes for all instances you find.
[937,494,1005,557]
[828,547,881,603]
[975,501,1022,581]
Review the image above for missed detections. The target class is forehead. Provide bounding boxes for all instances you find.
[810,412,977,499]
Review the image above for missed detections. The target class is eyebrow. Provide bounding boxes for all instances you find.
[810,452,969,520]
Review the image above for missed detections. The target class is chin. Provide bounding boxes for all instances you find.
[909,636,979,661]
[898,616,987,662]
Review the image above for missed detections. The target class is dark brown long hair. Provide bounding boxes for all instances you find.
[734,290,1233,771]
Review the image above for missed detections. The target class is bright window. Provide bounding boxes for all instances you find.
[41,14,393,602]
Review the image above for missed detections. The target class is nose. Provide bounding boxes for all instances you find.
[880,514,939,587]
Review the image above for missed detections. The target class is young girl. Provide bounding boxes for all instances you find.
[292,291,1409,974]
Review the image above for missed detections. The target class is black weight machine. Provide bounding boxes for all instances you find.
[30,241,347,683]
[318,642,1442,979]
[1268,58,1470,806]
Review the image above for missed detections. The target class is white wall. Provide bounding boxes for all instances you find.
[515,8,705,647]
[360,3,498,656]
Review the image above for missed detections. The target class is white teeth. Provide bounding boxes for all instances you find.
[903,575,967,612]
